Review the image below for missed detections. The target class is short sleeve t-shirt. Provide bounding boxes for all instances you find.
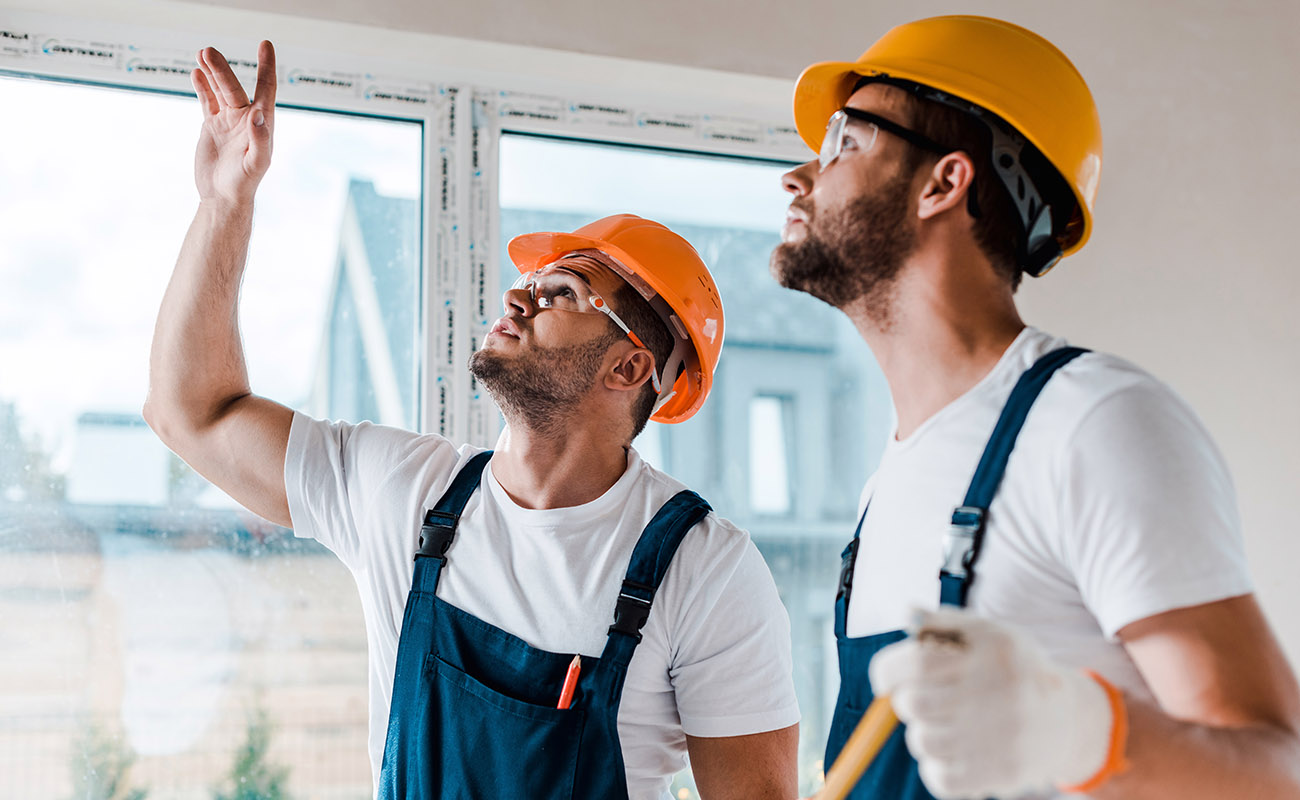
[848,327,1253,709]
[283,414,800,800]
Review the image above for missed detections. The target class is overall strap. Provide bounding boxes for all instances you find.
[415,450,494,563]
[939,346,1089,607]
[834,505,869,638]
[602,490,712,662]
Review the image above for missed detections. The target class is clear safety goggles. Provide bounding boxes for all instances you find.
[511,265,662,393]
[819,107,951,172]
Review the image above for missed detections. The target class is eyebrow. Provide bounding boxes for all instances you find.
[549,262,596,287]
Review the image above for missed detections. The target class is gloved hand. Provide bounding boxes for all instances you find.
[869,608,1124,799]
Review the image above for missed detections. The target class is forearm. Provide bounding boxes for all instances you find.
[1093,695,1300,800]
[145,199,256,440]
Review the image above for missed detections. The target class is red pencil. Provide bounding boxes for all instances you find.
[557,654,581,709]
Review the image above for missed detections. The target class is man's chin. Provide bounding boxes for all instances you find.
[467,349,504,382]
[769,243,802,291]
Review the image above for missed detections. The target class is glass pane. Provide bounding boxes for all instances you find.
[0,74,421,799]
[498,134,891,796]
[749,395,792,515]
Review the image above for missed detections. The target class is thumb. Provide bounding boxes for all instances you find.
[867,637,918,698]
[245,108,273,174]
[911,606,986,644]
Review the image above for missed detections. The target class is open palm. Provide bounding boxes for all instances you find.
[191,40,277,205]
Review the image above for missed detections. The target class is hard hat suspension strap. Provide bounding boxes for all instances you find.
[860,75,1065,276]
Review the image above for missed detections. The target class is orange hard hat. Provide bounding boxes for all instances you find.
[507,214,724,424]
[793,15,1102,271]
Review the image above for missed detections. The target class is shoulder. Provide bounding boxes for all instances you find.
[1031,348,1215,452]
[289,411,461,468]
[286,411,488,514]
[633,456,756,564]
[626,456,770,602]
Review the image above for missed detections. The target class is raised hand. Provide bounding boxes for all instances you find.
[190,40,277,206]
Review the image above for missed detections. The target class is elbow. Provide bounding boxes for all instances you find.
[142,399,172,445]
[142,397,190,452]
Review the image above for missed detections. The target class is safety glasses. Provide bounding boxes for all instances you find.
[819,107,952,172]
[511,266,662,392]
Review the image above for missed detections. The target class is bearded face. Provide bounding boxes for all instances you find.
[770,164,918,322]
[468,329,622,434]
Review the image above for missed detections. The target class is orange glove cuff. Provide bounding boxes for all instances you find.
[1058,670,1131,794]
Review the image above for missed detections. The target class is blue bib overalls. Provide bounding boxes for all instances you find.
[824,347,1088,800]
[377,450,712,799]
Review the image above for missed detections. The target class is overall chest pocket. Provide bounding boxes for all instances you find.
[425,654,586,799]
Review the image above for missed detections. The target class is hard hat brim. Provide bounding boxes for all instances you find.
[793,60,871,155]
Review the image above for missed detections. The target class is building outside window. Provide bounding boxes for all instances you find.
[0,73,421,799]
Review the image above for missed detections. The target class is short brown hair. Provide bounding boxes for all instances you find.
[887,82,1078,291]
[611,283,675,440]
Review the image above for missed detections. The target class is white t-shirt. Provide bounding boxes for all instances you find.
[284,413,800,800]
[849,327,1253,712]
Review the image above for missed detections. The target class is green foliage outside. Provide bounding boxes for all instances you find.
[67,724,148,800]
[212,708,292,800]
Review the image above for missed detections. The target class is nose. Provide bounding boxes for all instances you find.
[503,287,536,317]
[782,160,817,197]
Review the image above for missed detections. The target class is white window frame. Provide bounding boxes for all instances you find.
[0,5,809,447]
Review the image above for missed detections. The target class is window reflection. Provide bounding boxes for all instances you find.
[0,75,420,798]
[750,396,792,515]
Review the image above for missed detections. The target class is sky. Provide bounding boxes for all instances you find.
[0,75,421,471]
[499,134,793,232]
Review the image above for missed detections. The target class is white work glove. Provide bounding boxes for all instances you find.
[869,608,1118,799]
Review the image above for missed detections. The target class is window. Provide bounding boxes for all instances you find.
[497,133,888,794]
[0,73,422,798]
[3,19,895,798]
[749,395,793,515]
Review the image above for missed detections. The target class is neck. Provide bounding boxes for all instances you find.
[843,250,1026,440]
[490,411,632,509]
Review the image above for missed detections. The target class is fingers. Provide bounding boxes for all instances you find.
[191,68,218,118]
[869,637,966,698]
[253,40,277,115]
[198,46,250,109]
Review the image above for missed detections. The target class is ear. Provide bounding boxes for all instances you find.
[604,346,656,395]
[917,151,976,221]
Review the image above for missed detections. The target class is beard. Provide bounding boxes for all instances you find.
[770,167,917,323]
[468,329,622,435]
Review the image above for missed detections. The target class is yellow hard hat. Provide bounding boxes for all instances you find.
[793,15,1102,266]
[508,214,724,424]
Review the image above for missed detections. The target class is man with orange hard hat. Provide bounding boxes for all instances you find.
[145,41,799,800]
[773,15,1300,800]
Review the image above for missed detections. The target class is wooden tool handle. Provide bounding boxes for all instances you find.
[812,696,899,800]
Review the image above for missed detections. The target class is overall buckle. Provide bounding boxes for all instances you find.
[608,589,654,642]
[416,510,459,562]
[837,538,859,602]
[940,506,985,579]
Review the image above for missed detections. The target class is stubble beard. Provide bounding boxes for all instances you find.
[770,168,918,326]
[468,330,622,436]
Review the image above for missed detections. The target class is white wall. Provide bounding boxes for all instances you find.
[6,0,1299,664]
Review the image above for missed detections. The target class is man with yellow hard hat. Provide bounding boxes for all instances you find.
[146,41,800,800]
[772,15,1300,800]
